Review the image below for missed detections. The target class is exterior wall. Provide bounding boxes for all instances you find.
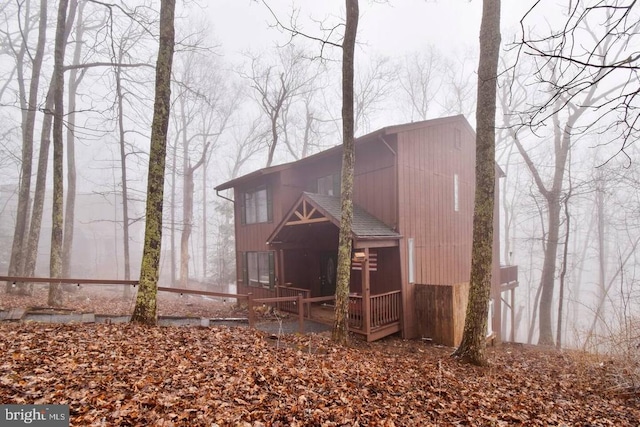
[235,136,399,297]
[415,282,470,347]
[396,118,476,338]
[233,173,282,298]
[350,247,401,295]
[228,115,503,342]
[352,136,398,229]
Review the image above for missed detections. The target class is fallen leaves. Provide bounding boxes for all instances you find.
[0,322,638,426]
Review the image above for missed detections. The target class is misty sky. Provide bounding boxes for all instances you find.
[204,1,536,62]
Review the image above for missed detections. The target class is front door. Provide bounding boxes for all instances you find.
[319,252,338,297]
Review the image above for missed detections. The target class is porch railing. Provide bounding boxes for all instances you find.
[275,285,311,316]
[499,265,518,284]
[348,290,401,331]
[370,290,401,328]
[348,294,363,329]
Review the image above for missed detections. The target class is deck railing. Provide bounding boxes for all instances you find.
[275,285,311,316]
[499,265,518,284]
[370,290,401,327]
[348,294,363,329]
[347,291,401,331]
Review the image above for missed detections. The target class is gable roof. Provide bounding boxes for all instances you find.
[215,115,473,191]
[267,192,401,245]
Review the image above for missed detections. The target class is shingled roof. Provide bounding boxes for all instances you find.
[304,193,400,239]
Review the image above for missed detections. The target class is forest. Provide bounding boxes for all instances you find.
[0,0,640,348]
[0,0,639,367]
[1,0,640,424]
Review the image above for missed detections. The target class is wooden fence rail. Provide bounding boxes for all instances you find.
[1,276,401,340]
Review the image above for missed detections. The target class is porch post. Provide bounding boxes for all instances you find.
[276,248,284,311]
[362,247,371,338]
[277,248,286,286]
[510,287,515,342]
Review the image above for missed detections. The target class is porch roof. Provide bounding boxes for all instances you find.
[267,192,401,246]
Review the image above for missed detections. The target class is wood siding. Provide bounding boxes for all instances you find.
[223,115,506,342]
[396,119,476,338]
[415,282,470,347]
[352,136,397,228]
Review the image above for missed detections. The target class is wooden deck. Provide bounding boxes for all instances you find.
[275,285,402,342]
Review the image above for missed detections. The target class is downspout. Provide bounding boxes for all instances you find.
[215,189,234,204]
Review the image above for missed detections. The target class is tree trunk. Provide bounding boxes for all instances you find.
[452,0,501,366]
[202,157,208,280]
[537,196,561,345]
[332,0,358,346]
[24,0,77,281]
[6,0,43,294]
[49,0,70,307]
[180,166,194,289]
[62,0,84,278]
[170,136,178,286]
[24,89,53,280]
[7,0,47,295]
[131,0,176,325]
[115,62,132,298]
[556,192,571,349]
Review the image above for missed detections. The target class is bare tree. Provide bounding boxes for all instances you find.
[518,1,640,156]
[396,46,444,122]
[452,0,501,366]
[353,55,395,135]
[48,0,72,306]
[62,0,87,278]
[514,37,623,346]
[332,0,358,346]
[4,0,48,293]
[439,48,477,119]
[241,46,313,167]
[131,0,176,325]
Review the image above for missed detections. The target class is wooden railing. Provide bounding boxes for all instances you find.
[1,275,402,341]
[370,290,401,328]
[348,294,363,329]
[275,285,311,316]
[499,265,518,284]
[347,291,401,332]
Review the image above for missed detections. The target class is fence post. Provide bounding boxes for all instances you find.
[297,293,304,334]
[247,293,254,328]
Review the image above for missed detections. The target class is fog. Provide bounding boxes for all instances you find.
[1,0,639,351]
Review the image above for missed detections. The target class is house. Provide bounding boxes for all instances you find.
[215,115,518,344]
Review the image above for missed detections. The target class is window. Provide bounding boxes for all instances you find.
[453,174,459,212]
[242,185,272,224]
[242,252,275,288]
[316,173,340,196]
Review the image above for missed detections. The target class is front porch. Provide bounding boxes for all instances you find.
[274,285,402,342]
[265,192,404,342]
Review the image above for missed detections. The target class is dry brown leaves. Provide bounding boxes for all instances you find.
[0,323,638,426]
[1,286,244,318]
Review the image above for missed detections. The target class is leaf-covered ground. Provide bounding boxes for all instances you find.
[1,286,243,318]
[1,323,638,426]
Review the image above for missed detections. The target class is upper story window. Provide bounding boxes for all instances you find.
[316,173,341,196]
[241,185,272,224]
